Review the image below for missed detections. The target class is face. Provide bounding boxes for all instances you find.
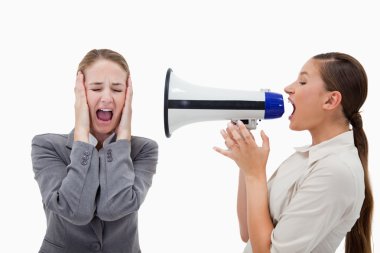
[84,59,127,138]
[284,58,331,131]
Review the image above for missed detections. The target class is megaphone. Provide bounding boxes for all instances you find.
[164,68,284,138]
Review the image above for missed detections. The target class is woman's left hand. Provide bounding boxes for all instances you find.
[116,75,133,141]
[213,120,270,179]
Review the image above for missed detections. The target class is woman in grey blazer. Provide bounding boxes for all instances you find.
[31,49,158,253]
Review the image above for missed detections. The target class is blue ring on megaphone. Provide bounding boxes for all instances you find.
[264,92,285,119]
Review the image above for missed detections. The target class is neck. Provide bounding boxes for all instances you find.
[91,131,112,150]
[309,122,349,146]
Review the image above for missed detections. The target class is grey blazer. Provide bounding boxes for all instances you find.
[31,130,158,253]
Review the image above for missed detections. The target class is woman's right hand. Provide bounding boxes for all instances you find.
[74,71,90,142]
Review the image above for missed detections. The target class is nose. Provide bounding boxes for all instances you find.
[100,88,113,104]
[284,82,295,95]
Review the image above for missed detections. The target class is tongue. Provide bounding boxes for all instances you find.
[97,111,112,121]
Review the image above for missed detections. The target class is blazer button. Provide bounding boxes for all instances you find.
[84,150,90,156]
[81,160,88,166]
[107,149,113,162]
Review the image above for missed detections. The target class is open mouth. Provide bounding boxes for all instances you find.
[288,99,295,117]
[96,109,113,122]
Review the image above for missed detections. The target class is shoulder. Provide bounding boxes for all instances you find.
[131,136,158,149]
[130,136,158,158]
[310,149,364,202]
[317,148,363,184]
[32,133,68,149]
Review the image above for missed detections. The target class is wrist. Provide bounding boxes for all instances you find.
[74,127,89,142]
[116,131,131,141]
[244,171,267,184]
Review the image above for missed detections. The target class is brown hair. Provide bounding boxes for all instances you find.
[313,52,373,253]
[77,49,130,77]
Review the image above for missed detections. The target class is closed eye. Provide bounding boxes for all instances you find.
[299,81,306,85]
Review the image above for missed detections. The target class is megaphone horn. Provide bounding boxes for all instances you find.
[164,68,284,138]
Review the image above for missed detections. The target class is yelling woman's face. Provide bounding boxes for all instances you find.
[83,59,127,140]
[284,58,331,132]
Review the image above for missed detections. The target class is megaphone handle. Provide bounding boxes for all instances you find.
[231,119,258,130]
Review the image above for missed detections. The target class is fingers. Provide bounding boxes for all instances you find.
[213,146,232,158]
[116,74,133,140]
[126,78,133,101]
[73,71,90,140]
[227,121,256,148]
[75,71,84,89]
[237,121,255,145]
[75,71,86,102]
[127,74,132,88]
[217,121,266,155]
[221,129,239,151]
[214,127,236,159]
[260,130,270,150]
[125,74,133,107]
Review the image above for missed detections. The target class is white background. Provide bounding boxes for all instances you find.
[0,0,378,252]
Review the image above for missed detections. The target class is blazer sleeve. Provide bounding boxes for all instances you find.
[97,138,158,221]
[31,134,99,225]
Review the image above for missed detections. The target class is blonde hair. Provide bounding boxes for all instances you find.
[77,49,130,77]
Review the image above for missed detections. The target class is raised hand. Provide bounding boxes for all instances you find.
[116,75,133,141]
[74,71,90,142]
[213,120,270,179]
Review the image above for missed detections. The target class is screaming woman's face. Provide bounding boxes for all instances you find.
[84,59,127,139]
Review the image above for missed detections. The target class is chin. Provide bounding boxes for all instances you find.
[98,126,115,134]
[91,123,116,136]
[289,122,301,131]
[289,123,307,132]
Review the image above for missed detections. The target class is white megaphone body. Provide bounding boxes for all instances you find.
[164,68,284,137]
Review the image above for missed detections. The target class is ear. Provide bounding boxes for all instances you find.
[323,91,342,110]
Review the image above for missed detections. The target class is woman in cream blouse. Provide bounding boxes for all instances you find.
[214,52,373,253]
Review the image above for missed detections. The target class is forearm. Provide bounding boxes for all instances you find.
[32,138,99,225]
[237,169,249,242]
[97,140,136,220]
[245,175,273,253]
[97,139,157,221]
[56,141,98,224]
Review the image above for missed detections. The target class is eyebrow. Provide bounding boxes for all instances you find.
[89,82,125,86]
[299,71,309,76]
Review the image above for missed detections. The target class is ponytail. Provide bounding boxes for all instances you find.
[345,113,373,253]
[312,52,373,252]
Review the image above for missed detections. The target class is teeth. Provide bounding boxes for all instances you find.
[100,109,112,112]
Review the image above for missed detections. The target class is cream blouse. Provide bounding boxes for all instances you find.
[243,131,365,253]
